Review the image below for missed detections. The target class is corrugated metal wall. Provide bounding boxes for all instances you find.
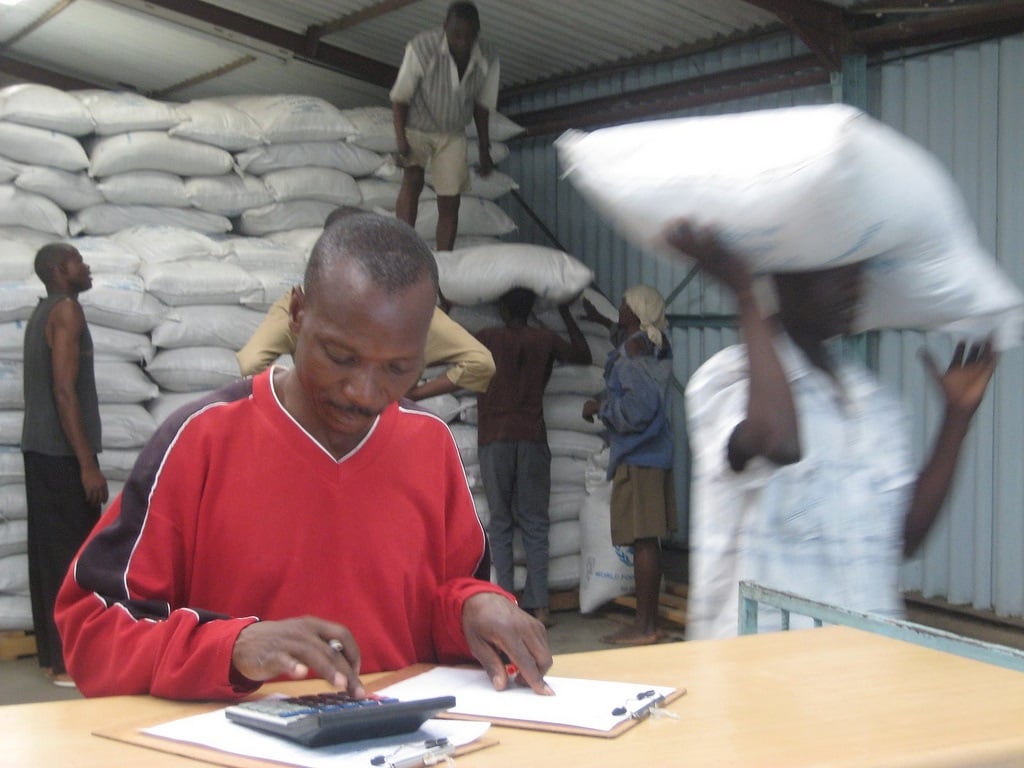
[501,33,1024,617]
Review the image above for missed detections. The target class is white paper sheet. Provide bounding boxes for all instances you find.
[142,707,490,768]
[377,667,678,732]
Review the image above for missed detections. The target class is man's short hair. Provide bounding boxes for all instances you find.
[446,1,480,28]
[34,243,77,284]
[305,213,439,304]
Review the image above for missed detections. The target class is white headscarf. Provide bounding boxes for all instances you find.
[623,284,668,348]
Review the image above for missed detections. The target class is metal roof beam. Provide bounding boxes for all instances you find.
[853,0,1024,49]
[304,0,422,56]
[0,53,102,90]
[510,54,829,137]
[117,0,397,87]
[739,0,854,71]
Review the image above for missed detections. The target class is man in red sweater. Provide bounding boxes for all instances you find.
[55,212,553,701]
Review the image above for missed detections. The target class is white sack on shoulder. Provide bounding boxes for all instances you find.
[557,104,1024,347]
[436,243,593,306]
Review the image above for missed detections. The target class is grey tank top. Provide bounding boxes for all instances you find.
[21,293,102,456]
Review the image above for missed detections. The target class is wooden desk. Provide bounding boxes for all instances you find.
[6,626,1024,767]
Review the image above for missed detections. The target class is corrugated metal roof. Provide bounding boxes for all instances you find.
[0,0,1020,110]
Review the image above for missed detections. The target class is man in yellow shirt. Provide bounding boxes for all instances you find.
[237,288,495,400]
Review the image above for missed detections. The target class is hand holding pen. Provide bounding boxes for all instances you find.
[461,592,555,696]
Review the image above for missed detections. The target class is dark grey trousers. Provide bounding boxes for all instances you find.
[479,440,551,610]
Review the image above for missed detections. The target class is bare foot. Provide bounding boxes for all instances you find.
[600,627,664,646]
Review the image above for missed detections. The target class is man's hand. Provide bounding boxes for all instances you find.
[922,339,998,420]
[662,219,753,296]
[582,399,600,423]
[232,616,364,697]
[80,464,108,509]
[462,593,554,695]
[477,147,494,177]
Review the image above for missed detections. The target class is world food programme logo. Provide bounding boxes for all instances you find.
[614,545,634,567]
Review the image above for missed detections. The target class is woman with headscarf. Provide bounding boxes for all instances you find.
[582,285,676,645]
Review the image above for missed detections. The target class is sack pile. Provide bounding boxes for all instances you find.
[0,84,626,627]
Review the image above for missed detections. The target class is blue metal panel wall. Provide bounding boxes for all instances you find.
[501,33,1024,617]
[873,36,1024,617]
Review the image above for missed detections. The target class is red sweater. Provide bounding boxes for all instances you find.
[55,369,508,700]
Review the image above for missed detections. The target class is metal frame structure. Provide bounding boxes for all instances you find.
[738,580,1024,673]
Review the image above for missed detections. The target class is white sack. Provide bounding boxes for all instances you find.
[0,122,90,171]
[99,448,140,481]
[545,364,606,396]
[147,389,217,427]
[169,99,263,150]
[145,346,242,392]
[0,242,34,280]
[70,205,231,236]
[0,277,43,323]
[68,236,141,274]
[0,447,23,485]
[113,226,224,264]
[0,553,28,593]
[0,409,21,445]
[243,270,304,311]
[415,393,464,423]
[72,89,180,134]
[544,393,604,435]
[0,84,94,136]
[218,236,307,273]
[95,361,159,404]
[237,201,336,236]
[514,553,580,592]
[0,362,22,409]
[80,274,169,333]
[139,260,263,306]
[448,423,479,466]
[263,167,361,205]
[357,179,433,210]
[557,104,1024,347]
[579,449,635,613]
[235,141,383,177]
[90,324,155,364]
[414,196,515,239]
[0,483,27,521]
[222,95,355,144]
[15,167,104,211]
[88,132,235,177]
[547,429,605,459]
[0,594,32,631]
[549,489,585,523]
[150,304,266,349]
[436,243,593,307]
[97,171,190,208]
[513,519,581,563]
[0,185,68,235]
[99,403,158,449]
[185,175,273,216]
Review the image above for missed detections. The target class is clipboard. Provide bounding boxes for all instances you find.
[92,671,499,767]
[377,664,687,739]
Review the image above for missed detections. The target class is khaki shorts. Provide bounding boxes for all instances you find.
[609,464,677,546]
[405,128,470,196]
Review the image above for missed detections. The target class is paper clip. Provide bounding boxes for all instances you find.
[370,738,456,768]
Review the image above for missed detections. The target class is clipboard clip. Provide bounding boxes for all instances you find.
[611,690,678,722]
[370,737,456,768]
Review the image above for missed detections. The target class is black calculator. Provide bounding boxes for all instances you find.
[224,692,457,747]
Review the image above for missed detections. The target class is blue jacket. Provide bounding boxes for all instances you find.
[598,331,674,479]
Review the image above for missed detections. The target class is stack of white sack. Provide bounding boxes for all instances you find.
[342,105,522,247]
[227,94,381,237]
[420,242,611,596]
[557,103,1024,349]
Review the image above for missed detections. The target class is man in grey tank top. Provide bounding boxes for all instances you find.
[390,1,499,270]
[22,243,107,688]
